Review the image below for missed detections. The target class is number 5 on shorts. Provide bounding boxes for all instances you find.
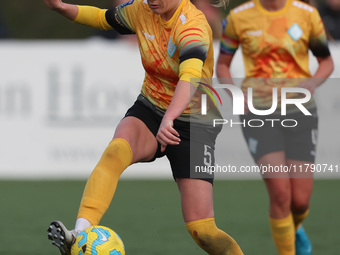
[203,145,213,167]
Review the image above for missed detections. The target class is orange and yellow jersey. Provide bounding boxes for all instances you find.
[220,0,330,79]
[104,0,215,114]
[220,0,331,110]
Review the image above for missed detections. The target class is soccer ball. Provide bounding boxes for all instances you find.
[71,226,125,255]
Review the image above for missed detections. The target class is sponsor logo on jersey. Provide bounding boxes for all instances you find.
[288,23,303,41]
[167,37,177,57]
[120,0,134,8]
[179,13,187,24]
[246,30,263,36]
[233,2,255,13]
[142,30,155,41]
[292,1,314,12]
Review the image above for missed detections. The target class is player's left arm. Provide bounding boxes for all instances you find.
[156,21,210,152]
[156,80,195,152]
[299,9,334,95]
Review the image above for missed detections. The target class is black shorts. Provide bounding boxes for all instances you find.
[124,95,221,184]
[241,109,318,163]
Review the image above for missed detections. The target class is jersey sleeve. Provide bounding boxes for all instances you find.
[176,20,210,83]
[177,21,210,64]
[105,0,139,34]
[74,6,112,30]
[309,8,331,58]
[220,14,239,55]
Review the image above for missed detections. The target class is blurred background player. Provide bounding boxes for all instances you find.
[43,0,245,255]
[216,0,334,254]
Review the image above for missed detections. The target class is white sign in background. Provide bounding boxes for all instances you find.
[0,39,170,179]
[0,39,339,179]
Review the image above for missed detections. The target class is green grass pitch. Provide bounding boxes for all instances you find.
[0,179,338,254]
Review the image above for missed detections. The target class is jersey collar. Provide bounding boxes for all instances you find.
[159,0,187,28]
[256,0,292,16]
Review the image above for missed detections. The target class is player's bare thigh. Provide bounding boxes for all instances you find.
[176,178,214,223]
[258,151,291,218]
[287,159,313,214]
[113,116,158,163]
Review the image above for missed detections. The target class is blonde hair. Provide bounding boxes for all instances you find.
[213,0,229,8]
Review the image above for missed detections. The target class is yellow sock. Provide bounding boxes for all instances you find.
[269,214,295,255]
[77,138,132,225]
[293,209,309,230]
[186,218,244,255]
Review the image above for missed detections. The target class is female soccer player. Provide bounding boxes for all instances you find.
[44,0,244,254]
[216,0,334,254]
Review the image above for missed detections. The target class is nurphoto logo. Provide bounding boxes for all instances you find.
[200,83,312,128]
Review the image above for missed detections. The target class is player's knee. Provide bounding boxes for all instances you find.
[95,138,133,178]
[270,190,291,209]
[102,138,133,167]
[291,198,310,214]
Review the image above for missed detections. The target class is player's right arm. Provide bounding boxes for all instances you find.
[43,0,79,21]
[216,14,250,113]
[43,0,137,32]
[43,0,111,30]
[216,15,238,82]
[216,16,238,96]
[216,52,234,82]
